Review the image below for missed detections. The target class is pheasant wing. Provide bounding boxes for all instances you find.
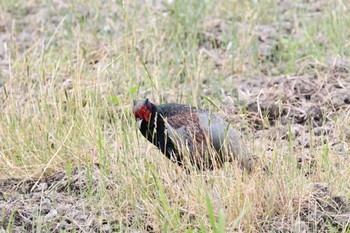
[162,111,214,169]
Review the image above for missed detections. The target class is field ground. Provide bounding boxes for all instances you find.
[1,0,350,232]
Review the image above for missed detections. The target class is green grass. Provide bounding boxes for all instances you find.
[0,0,350,232]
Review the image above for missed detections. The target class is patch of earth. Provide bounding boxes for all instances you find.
[227,58,350,127]
[260,183,350,232]
[229,59,350,168]
[221,59,350,231]
[0,164,122,232]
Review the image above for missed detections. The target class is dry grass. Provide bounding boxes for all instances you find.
[0,0,350,232]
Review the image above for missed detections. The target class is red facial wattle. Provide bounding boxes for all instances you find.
[143,110,150,122]
[137,105,151,122]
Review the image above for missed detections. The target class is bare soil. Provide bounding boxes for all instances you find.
[1,164,120,232]
[1,0,350,232]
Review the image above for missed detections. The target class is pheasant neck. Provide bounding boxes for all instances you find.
[139,109,181,166]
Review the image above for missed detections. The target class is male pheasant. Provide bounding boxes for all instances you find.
[133,98,253,171]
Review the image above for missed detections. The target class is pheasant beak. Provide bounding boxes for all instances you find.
[136,118,143,129]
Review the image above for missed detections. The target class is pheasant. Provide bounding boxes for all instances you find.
[133,98,253,171]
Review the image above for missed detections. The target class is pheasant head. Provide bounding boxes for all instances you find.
[132,98,157,126]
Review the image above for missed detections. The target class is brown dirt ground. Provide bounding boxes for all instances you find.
[1,0,350,232]
[0,164,120,232]
[240,61,350,232]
